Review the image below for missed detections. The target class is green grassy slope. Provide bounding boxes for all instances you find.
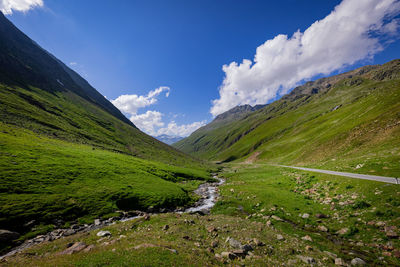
[175,60,400,176]
[0,12,214,252]
[0,122,212,249]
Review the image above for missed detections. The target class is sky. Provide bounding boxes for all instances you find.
[2,0,400,137]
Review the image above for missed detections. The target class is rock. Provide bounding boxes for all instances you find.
[0,230,20,242]
[207,226,216,233]
[211,240,219,248]
[384,226,398,238]
[83,244,95,252]
[252,238,265,246]
[228,238,242,249]
[96,230,111,237]
[393,250,400,258]
[324,251,337,259]
[221,251,236,260]
[94,219,101,226]
[242,244,253,252]
[271,215,283,221]
[59,242,87,255]
[367,221,375,226]
[266,220,272,227]
[318,225,328,232]
[335,258,345,265]
[162,225,169,231]
[63,229,76,236]
[302,235,313,242]
[305,245,313,251]
[375,221,386,227]
[276,234,285,241]
[287,259,298,265]
[232,249,246,257]
[296,255,316,264]
[316,213,328,219]
[336,228,349,236]
[350,258,366,265]
[301,213,310,219]
[382,251,392,257]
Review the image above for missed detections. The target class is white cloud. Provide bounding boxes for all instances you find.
[69,62,77,66]
[111,86,170,115]
[0,0,43,15]
[130,110,164,136]
[157,120,206,137]
[210,0,400,116]
[112,87,203,137]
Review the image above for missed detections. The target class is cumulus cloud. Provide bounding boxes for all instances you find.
[130,110,164,136]
[157,120,206,137]
[112,87,205,137]
[211,0,400,116]
[0,0,43,15]
[111,86,170,115]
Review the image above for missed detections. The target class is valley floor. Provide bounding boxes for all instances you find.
[2,164,399,266]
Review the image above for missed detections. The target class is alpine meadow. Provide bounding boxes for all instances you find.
[1,1,400,266]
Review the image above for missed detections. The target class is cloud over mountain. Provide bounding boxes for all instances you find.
[112,87,205,137]
[0,0,43,15]
[210,0,400,116]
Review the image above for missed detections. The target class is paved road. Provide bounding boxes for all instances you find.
[279,165,399,184]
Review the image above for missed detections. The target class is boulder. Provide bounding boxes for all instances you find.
[335,258,346,266]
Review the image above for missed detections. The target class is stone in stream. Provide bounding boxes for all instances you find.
[94,219,101,226]
[0,230,20,242]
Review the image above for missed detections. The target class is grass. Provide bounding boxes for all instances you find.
[0,122,213,253]
[0,83,209,169]
[3,164,399,266]
[174,60,400,177]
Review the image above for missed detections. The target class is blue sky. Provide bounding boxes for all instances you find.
[3,0,400,136]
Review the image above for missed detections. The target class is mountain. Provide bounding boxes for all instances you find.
[174,59,400,176]
[0,11,212,249]
[154,134,184,145]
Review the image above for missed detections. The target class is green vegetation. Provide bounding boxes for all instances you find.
[0,122,212,250]
[175,60,400,177]
[4,164,399,266]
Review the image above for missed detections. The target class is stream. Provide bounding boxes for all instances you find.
[0,175,224,259]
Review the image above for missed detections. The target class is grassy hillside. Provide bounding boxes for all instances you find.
[175,60,400,177]
[0,12,214,253]
[0,121,212,251]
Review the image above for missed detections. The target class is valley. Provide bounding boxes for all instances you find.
[1,2,400,266]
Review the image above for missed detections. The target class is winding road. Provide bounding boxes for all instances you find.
[278,165,399,184]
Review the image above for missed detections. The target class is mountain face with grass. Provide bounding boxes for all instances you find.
[175,60,400,176]
[0,12,213,251]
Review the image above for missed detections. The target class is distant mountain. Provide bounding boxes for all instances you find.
[174,59,400,170]
[154,134,184,145]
